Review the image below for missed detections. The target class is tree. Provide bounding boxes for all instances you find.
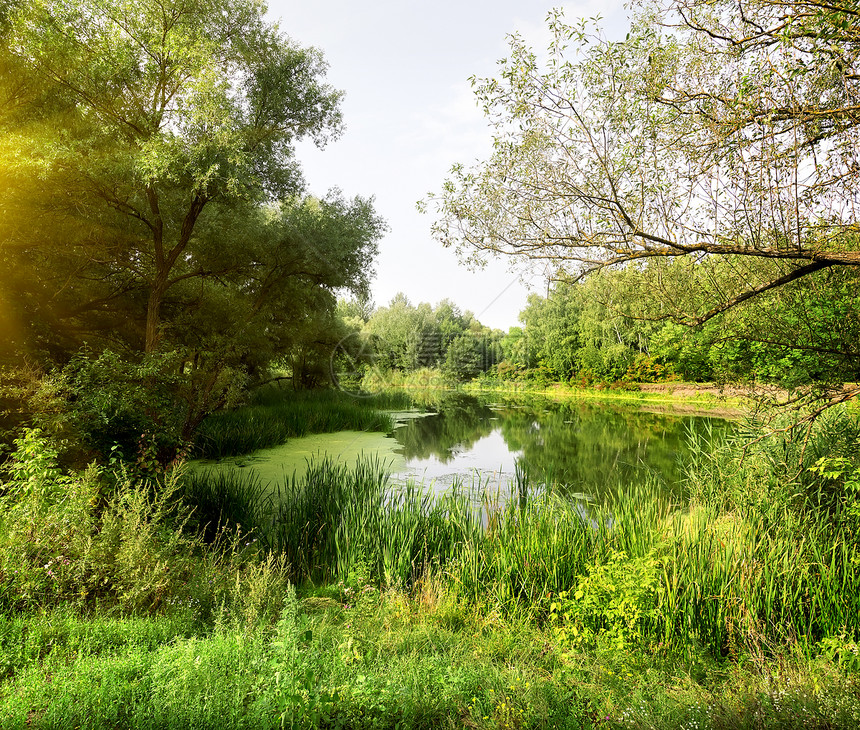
[363,294,440,371]
[0,0,343,355]
[165,191,384,378]
[442,333,484,382]
[425,1,860,403]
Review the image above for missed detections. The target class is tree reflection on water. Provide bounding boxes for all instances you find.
[389,392,733,503]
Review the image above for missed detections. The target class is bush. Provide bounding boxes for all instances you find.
[624,353,679,383]
[550,549,660,653]
[0,429,198,612]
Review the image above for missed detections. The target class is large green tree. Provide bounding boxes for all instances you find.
[0,0,344,356]
[426,0,860,401]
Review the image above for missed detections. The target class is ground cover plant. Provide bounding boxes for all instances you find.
[1,410,860,728]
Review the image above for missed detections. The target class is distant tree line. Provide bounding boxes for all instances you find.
[332,294,504,385]
[496,261,860,388]
[340,258,860,391]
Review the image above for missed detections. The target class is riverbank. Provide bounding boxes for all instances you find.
[3,412,860,728]
[459,379,748,417]
[363,368,746,410]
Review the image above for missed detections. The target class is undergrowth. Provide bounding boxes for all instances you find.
[1,407,859,728]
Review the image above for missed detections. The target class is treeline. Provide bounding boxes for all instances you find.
[343,259,860,391]
[492,263,860,387]
[332,294,505,385]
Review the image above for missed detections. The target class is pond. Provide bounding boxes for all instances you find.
[194,391,736,505]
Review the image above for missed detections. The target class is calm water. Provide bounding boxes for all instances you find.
[197,391,735,504]
[387,392,733,501]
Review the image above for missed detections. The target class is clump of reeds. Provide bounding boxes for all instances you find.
[184,405,860,661]
[184,455,483,587]
[270,456,489,586]
[181,468,274,543]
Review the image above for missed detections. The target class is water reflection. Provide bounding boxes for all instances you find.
[391,392,495,460]
[388,391,734,503]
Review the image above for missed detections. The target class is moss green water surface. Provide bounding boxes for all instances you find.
[194,430,407,485]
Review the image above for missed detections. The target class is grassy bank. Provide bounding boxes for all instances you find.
[194,387,413,458]
[2,408,860,728]
[358,366,747,412]
[3,599,859,729]
[463,378,747,411]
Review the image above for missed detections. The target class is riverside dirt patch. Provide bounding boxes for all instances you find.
[637,382,753,399]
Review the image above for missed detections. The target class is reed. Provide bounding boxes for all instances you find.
[183,406,860,660]
[181,468,275,543]
[185,456,482,587]
[270,457,488,586]
[657,506,860,658]
[659,408,860,657]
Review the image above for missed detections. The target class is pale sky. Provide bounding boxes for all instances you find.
[265,1,631,331]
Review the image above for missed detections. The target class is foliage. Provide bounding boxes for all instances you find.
[516,277,672,383]
[29,350,185,464]
[425,1,860,403]
[6,348,254,467]
[358,293,502,379]
[442,333,487,381]
[428,1,860,292]
[508,264,860,388]
[550,550,660,654]
[0,429,196,612]
[0,1,385,453]
[0,427,295,623]
[810,455,860,522]
[0,0,351,353]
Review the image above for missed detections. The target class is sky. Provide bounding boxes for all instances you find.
[265,1,631,331]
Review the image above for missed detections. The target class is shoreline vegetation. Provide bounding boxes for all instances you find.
[2,0,859,726]
[2,387,860,728]
[362,368,751,416]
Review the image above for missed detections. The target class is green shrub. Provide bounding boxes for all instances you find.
[29,350,189,467]
[623,353,679,383]
[0,429,198,613]
[549,549,660,653]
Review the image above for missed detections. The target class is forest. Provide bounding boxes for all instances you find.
[1,0,860,728]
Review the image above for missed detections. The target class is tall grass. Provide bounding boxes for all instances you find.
[194,387,411,458]
[662,408,860,657]
[181,468,275,543]
[189,457,484,586]
[185,416,860,659]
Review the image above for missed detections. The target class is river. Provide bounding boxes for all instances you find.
[193,390,735,505]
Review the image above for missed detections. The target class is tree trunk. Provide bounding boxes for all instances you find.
[143,191,207,353]
[144,273,169,353]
